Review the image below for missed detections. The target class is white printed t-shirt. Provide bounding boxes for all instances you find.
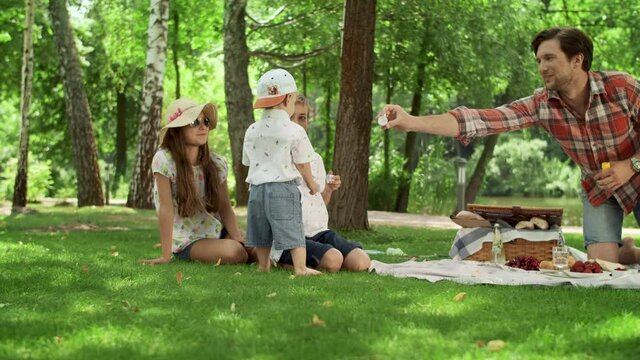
[242,109,315,185]
[298,152,330,237]
[152,148,228,253]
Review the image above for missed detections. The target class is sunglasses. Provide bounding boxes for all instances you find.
[189,117,213,129]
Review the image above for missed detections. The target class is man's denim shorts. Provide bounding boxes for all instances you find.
[245,181,305,251]
[580,190,623,247]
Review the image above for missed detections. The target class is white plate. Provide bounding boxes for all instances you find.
[539,269,624,278]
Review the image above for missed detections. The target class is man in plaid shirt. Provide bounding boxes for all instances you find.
[382,27,640,265]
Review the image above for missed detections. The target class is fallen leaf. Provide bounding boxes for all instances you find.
[321,301,334,307]
[233,272,242,276]
[54,336,64,345]
[215,258,222,266]
[475,340,486,348]
[110,245,117,251]
[453,292,467,302]
[311,314,326,327]
[153,243,162,248]
[266,292,277,298]
[289,275,296,279]
[110,251,119,257]
[122,300,139,313]
[230,303,236,312]
[487,340,506,351]
[80,265,89,273]
[176,271,183,286]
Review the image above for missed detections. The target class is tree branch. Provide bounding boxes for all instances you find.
[246,4,287,27]
[247,4,341,32]
[250,42,338,62]
[250,41,339,68]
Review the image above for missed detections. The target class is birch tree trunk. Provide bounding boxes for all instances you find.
[127,0,169,209]
[328,0,376,230]
[12,0,35,211]
[49,0,104,206]
[115,90,127,184]
[223,0,254,206]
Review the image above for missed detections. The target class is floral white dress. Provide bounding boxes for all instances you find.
[152,148,228,253]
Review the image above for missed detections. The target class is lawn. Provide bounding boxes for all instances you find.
[1,205,639,359]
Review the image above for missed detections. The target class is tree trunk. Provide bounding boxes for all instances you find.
[383,66,394,181]
[323,79,333,169]
[223,0,253,206]
[115,90,127,183]
[465,134,499,204]
[127,0,169,209]
[12,0,35,211]
[49,0,104,206]
[464,89,515,204]
[394,48,428,213]
[328,0,376,230]
[172,11,180,98]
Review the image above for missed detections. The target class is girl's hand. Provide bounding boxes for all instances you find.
[140,257,172,265]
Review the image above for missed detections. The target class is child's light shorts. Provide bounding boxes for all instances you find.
[246,181,306,251]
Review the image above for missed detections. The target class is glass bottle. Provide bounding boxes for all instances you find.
[492,223,506,264]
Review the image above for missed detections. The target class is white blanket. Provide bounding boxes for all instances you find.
[369,259,640,288]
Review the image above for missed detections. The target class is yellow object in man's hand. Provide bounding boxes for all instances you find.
[601,162,610,170]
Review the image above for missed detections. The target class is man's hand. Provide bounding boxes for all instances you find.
[140,256,172,265]
[379,104,414,132]
[594,160,635,192]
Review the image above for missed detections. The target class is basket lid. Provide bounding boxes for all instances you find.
[467,204,563,227]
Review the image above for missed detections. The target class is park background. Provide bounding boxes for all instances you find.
[2,1,640,359]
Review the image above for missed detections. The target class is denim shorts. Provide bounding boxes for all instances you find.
[245,181,305,251]
[173,240,198,260]
[580,190,623,247]
[278,230,362,267]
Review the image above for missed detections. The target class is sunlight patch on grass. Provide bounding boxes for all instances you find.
[592,312,640,340]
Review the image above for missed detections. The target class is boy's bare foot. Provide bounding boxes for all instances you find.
[619,237,640,265]
[294,267,323,276]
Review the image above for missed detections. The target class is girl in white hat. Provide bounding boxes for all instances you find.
[141,98,251,265]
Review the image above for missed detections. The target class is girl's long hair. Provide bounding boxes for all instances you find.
[161,126,220,218]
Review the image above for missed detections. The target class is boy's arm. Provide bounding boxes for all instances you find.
[295,162,319,195]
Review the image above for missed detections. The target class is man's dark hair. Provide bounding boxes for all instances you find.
[531,27,593,71]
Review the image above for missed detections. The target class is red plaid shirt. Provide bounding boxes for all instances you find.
[450,71,640,214]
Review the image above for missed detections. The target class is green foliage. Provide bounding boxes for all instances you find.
[479,135,581,197]
[1,0,639,212]
[0,153,52,202]
[407,138,457,215]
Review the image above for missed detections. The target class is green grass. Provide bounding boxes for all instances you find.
[1,206,639,359]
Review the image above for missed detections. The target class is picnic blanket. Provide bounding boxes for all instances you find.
[369,259,640,288]
[449,227,564,260]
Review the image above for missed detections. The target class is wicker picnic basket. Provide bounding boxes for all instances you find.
[462,204,563,262]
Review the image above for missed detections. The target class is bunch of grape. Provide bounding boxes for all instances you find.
[506,255,540,271]
[570,260,603,273]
